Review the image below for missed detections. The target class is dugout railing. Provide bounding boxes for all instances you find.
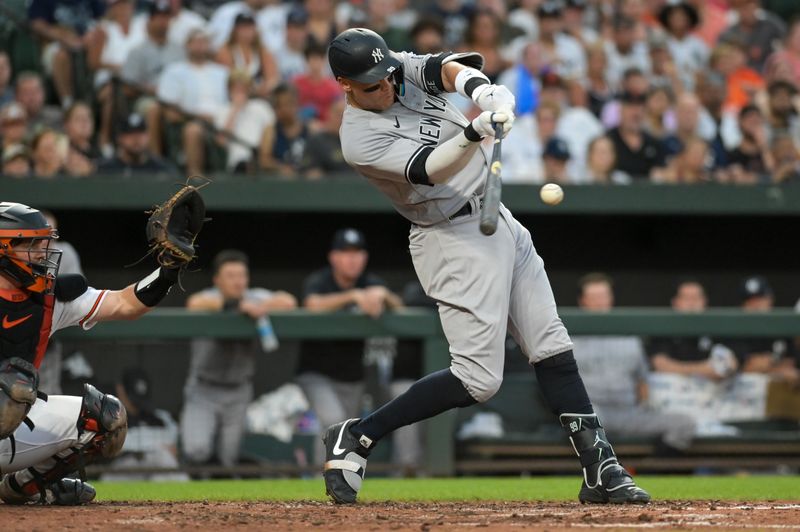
[56,308,800,477]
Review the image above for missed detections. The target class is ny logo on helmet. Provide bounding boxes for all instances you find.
[372,48,384,63]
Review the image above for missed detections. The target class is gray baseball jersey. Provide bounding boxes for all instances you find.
[341,52,491,226]
[338,50,572,403]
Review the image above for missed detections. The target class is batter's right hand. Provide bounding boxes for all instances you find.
[471,109,514,139]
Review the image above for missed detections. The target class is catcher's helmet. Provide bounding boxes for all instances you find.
[0,202,61,294]
[328,28,402,84]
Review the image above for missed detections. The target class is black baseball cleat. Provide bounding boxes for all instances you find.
[560,413,651,505]
[578,461,651,504]
[322,418,372,504]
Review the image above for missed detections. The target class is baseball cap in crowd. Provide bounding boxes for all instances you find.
[648,32,670,51]
[118,113,146,134]
[331,228,367,251]
[565,0,588,9]
[148,0,171,15]
[234,12,256,25]
[2,143,28,164]
[286,7,309,26]
[543,137,571,161]
[121,368,153,413]
[0,102,26,125]
[740,276,773,300]
[537,0,564,18]
[613,15,637,30]
[768,79,799,97]
[620,90,647,105]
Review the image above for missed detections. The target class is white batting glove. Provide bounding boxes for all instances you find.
[471,109,515,138]
[472,84,516,113]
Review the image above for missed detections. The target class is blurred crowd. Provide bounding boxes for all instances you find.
[0,0,799,182]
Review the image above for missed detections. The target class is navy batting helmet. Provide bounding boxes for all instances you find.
[328,28,401,84]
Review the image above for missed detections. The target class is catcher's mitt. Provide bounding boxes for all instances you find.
[145,182,207,269]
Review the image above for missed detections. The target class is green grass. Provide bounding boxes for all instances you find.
[94,476,800,503]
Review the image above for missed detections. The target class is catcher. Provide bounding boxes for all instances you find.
[0,185,206,505]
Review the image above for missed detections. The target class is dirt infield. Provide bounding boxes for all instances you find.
[3,500,799,530]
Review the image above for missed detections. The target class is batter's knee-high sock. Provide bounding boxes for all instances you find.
[533,350,593,415]
[350,368,476,444]
[534,350,624,487]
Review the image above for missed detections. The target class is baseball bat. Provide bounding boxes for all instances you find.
[479,123,504,236]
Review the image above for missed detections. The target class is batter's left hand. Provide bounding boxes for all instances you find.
[472,84,516,113]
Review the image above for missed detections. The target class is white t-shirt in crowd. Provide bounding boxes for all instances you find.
[157,60,229,116]
[214,99,276,170]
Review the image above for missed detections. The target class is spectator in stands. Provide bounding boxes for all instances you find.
[764,80,800,142]
[497,42,541,117]
[647,279,739,381]
[161,0,206,50]
[103,368,187,481]
[63,101,99,176]
[660,136,713,184]
[273,7,310,80]
[771,132,800,183]
[28,0,106,107]
[695,71,736,166]
[562,0,599,46]
[410,17,446,55]
[88,0,146,152]
[507,0,540,41]
[0,52,13,107]
[215,12,279,98]
[719,0,785,73]
[459,8,510,83]
[292,42,341,124]
[1,144,31,178]
[364,0,409,51]
[122,0,185,155]
[0,103,28,152]
[536,1,586,81]
[662,92,707,159]
[726,277,799,384]
[658,1,708,92]
[606,91,668,181]
[585,43,613,118]
[584,135,630,184]
[572,273,696,455]
[726,104,774,184]
[15,72,63,133]
[711,41,765,114]
[30,128,67,178]
[97,113,177,177]
[296,228,403,465]
[764,18,800,85]
[647,33,684,97]
[600,67,650,128]
[542,136,572,183]
[425,0,472,48]
[207,0,265,51]
[157,28,229,174]
[262,83,309,177]
[642,86,674,140]
[300,99,348,179]
[304,0,340,47]
[603,15,650,90]
[213,70,275,173]
[502,99,559,183]
[181,249,297,468]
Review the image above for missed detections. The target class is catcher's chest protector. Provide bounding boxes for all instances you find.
[0,289,54,368]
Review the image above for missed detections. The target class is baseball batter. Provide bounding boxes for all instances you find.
[0,198,202,505]
[321,29,651,505]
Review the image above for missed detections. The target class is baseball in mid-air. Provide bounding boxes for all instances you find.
[540,183,564,205]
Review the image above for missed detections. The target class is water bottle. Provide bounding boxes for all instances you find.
[256,315,279,353]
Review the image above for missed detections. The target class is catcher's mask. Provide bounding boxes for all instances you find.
[0,202,62,294]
